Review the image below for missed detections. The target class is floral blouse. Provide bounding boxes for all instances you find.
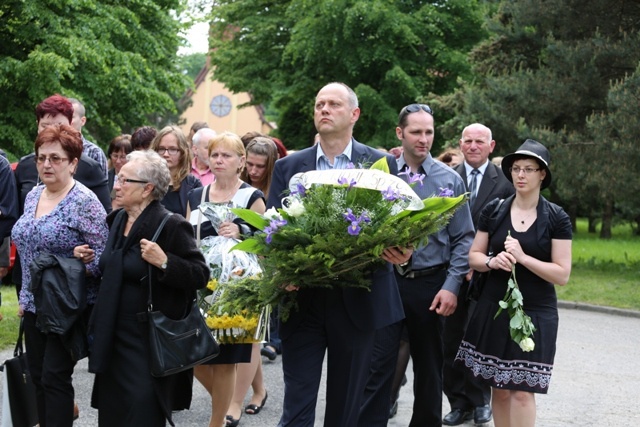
[12,181,108,313]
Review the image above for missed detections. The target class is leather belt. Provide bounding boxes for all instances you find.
[403,263,448,279]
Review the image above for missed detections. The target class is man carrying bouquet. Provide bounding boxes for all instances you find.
[373,104,475,427]
[267,82,409,427]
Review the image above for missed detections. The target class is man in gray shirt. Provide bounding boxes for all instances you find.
[384,104,474,426]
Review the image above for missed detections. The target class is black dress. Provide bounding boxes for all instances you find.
[94,228,166,425]
[187,183,265,364]
[455,207,572,394]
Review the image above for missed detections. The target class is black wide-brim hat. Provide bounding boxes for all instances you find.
[501,139,552,189]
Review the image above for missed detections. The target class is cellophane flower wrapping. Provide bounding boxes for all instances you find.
[221,159,467,321]
[198,235,270,344]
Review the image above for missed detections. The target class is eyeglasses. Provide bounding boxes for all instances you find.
[509,166,541,175]
[115,175,148,185]
[110,153,128,161]
[399,104,434,123]
[156,147,180,155]
[35,155,69,165]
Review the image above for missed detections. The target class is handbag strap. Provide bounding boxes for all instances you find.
[13,317,26,357]
[147,212,173,311]
[196,185,209,247]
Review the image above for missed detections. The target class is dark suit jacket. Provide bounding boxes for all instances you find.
[455,162,514,228]
[267,140,405,336]
[0,156,18,240]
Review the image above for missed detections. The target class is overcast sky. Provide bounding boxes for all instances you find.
[181,21,209,55]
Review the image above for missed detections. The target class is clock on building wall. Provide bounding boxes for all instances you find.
[210,94,232,117]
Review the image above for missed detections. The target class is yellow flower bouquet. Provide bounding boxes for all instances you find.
[198,236,269,344]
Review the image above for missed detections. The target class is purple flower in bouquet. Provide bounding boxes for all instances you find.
[264,218,288,244]
[291,183,306,197]
[347,221,362,236]
[438,187,454,197]
[382,186,400,201]
[399,170,426,187]
[338,177,357,189]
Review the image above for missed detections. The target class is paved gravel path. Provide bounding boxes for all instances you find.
[2,303,639,426]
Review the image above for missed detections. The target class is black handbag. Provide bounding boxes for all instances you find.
[1,318,39,427]
[142,213,220,377]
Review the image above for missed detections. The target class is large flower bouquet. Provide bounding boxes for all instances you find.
[197,227,270,344]
[219,158,466,321]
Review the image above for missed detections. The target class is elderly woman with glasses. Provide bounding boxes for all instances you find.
[107,134,133,208]
[12,124,108,426]
[456,139,572,427]
[150,125,202,216]
[88,150,209,426]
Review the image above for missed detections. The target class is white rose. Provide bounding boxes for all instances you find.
[282,198,306,217]
[264,207,281,220]
[519,337,535,352]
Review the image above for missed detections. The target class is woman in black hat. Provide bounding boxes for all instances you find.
[454,139,572,427]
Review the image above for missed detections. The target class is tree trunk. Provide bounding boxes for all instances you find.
[599,198,613,239]
[588,215,598,233]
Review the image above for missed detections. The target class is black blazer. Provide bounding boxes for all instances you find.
[455,162,514,228]
[267,140,405,336]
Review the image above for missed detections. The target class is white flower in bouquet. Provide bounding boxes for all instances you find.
[281,197,306,217]
[263,207,281,220]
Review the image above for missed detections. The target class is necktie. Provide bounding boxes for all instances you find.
[469,169,479,207]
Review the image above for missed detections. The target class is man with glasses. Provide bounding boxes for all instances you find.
[441,123,514,426]
[267,82,407,427]
[380,104,474,426]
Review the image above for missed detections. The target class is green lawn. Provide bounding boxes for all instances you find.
[558,219,640,310]
[0,284,20,349]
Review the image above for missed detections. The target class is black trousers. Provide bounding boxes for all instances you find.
[278,289,376,427]
[358,319,403,426]
[397,270,447,427]
[23,312,77,427]
[443,280,491,410]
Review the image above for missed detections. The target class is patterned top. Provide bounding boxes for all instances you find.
[12,181,109,313]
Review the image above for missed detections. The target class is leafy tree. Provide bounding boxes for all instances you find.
[432,0,640,236]
[0,0,191,157]
[179,52,207,80]
[208,0,487,150]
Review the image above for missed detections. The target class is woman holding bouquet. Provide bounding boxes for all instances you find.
[455,139,572,427]
[186,132,266,427]
[227,135,280,421]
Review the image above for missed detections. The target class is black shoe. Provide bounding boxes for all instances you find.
[260,346,277,361]
[389,400,398,419]
[443,408,473,426]
[473,405,492,424]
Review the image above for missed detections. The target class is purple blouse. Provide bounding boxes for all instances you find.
[12,181,108,313]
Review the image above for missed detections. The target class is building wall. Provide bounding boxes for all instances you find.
[180,67,273,137]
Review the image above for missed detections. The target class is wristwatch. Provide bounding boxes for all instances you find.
[485,256,494,269]
[161,258,168,270]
